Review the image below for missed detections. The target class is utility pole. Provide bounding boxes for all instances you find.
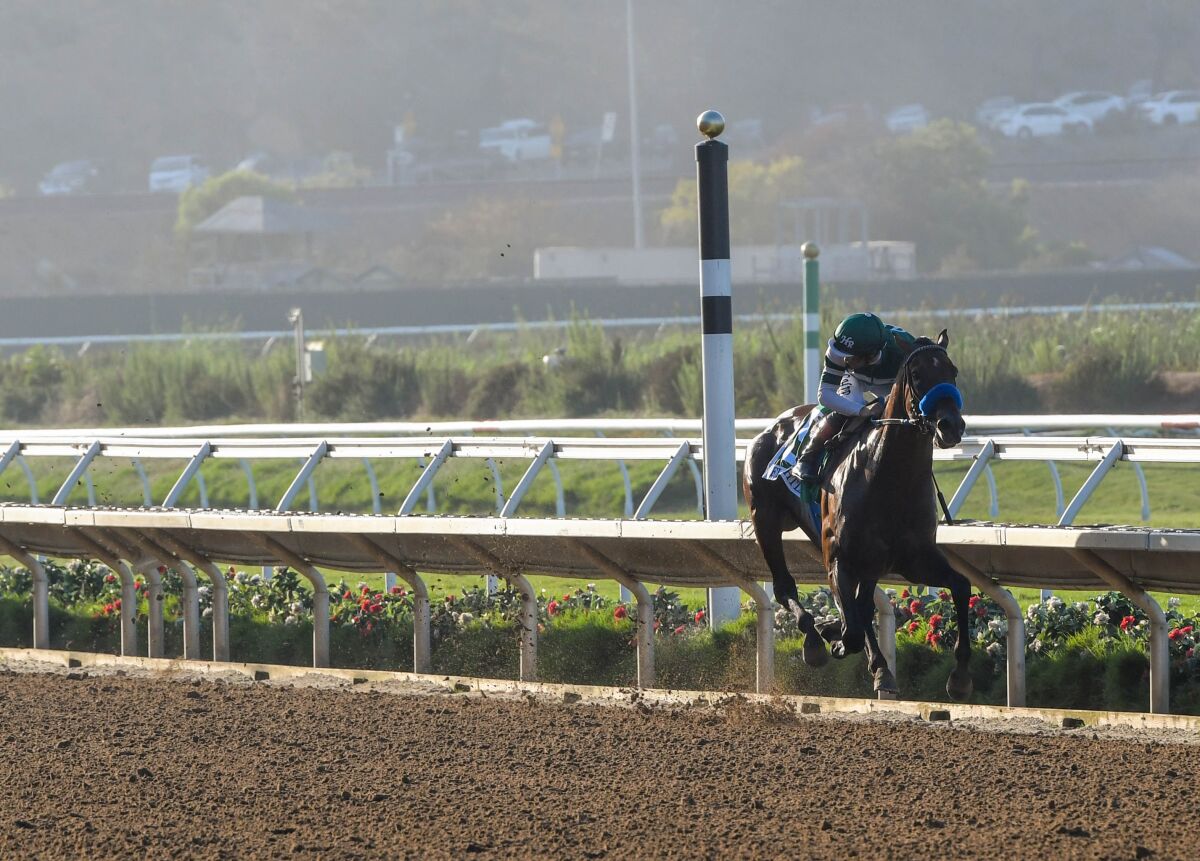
[625,0,644,249]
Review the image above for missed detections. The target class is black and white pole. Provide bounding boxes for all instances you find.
[696,110,740,626]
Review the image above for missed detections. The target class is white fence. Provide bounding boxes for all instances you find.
[0,424,1198,713]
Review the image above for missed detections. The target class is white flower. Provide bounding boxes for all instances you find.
[251,596,264,609]
[587,583,596,592]
[1026,604,1040,620]
[1093,612,1110,626]
[289,601,304,614]
[1074,602,1089,613]
[814,592,829,607]
[986,642,1003,658]
[459,612,475,626]
[250,574,263,585]
[885,588,897,598]
[284,615,298,626]
[1169,597,1181,609]
[234,572,248,584]
[1032,638,1044,653]
[1047,597,1064,612]
[198,586,211,599]
[202,607,213,619]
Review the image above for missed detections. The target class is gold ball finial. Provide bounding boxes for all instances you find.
[802,241,820,260]
[697,109,725,139]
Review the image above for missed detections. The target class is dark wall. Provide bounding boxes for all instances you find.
[5,268,1199,340]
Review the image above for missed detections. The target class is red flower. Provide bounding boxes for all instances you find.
[900,589,909,599]
[906,620,920,634]
[694,610,705,625]
[445,594,455,603]
[968,595,979,608]
[673,624,686,636]
[613,605,628,620]
[1182,626,1194,635]
[361,585,371,594]
[1170,629,1180,641]
[1188,649,1195,659]
[563,594,572,602]
[1120,615,1137,631]
[369,603,382,614]
[975,605,987,618]
[929,632,942,646]
[909,600,922,615]
[928,614,943,629]
[389,585,402,595]
[114,599,121,610]
[653,620,661,633]
[104,573,116,584]
[547,600,560,616]
[938,590,950,600]
[157,565,167,574]
[343,590,352,600]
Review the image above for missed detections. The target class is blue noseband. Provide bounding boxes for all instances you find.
[918,382,963,417]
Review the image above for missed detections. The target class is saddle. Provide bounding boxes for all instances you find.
[763,408,872,503]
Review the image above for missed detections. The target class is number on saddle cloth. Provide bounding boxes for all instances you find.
[762,412,823,531]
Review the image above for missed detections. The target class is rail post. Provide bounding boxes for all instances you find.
[872,586,897,701]
[695,108,740,626]
[803,242,821,405]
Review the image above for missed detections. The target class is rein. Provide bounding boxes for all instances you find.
[869,341,959,524]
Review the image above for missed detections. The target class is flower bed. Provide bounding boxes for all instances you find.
[3,562,1200,712]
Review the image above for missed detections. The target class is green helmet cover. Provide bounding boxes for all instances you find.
[833,313,886,357]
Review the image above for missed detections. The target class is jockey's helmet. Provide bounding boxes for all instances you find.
[833,313,887,358]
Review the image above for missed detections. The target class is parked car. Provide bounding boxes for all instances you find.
[1139,90,1200,125]
[975,97,1018,130]
[38,159,100,195]
[997,103,1092,138]
[148,155,210,192]
[885,103,929,134]
[478,119,552,162]
[148,157,210,194]
[1053,91,1126,123]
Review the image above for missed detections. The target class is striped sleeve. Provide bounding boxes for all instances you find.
[821,339,848,386]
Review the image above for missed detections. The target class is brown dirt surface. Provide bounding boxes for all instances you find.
[0,666,1196,860]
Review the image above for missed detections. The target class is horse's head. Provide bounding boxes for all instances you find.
[900,329,965,449]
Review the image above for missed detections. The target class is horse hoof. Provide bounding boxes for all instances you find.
[873,668,898,694]
[946,667,973,702]
[802,633,829,667]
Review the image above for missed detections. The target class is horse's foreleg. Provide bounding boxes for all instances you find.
[855,583,897,694]
[754,512,828,667]
[906,546,974,702]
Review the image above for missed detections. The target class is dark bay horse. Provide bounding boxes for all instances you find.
[743,330,972,699]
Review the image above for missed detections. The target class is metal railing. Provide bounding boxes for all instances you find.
[1,432,1198,529]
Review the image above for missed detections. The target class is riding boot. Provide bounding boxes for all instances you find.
[796,412,849,483]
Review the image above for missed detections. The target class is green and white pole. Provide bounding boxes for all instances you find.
[802,242,821,405]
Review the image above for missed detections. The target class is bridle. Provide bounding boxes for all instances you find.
[870,341,962,524]
[871,343,960,435]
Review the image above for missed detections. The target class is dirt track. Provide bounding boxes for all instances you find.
[0,667,1195,860]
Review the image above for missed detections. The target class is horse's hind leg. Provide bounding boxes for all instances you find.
[752,510,828,667]
[828,560,866,660]
[901,546,974,702]
[854,583,897,694]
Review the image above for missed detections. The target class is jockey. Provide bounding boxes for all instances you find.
[796,311,916,482]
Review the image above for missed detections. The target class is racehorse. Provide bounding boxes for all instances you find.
[742,330,971,699]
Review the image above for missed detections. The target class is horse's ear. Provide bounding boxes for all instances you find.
[937,329,949,348]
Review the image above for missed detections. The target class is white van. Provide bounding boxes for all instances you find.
[478,119,552,162]
[148,155,210,193]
